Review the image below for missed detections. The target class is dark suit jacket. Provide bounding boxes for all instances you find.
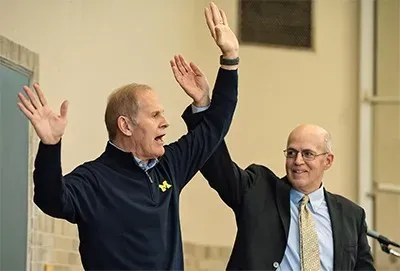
[183,108,375,271]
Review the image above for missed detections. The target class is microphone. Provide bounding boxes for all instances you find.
[367,229,400,248]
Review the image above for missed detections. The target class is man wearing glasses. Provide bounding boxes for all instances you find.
[182,112,375,270]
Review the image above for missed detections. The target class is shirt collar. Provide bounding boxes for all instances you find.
[290,184,325,213]
[134,156,158,170]
[107,141,159,171]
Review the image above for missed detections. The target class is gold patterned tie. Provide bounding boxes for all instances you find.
[299,195,322,271]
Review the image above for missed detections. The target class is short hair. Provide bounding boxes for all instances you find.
[323,131,333,153]
[104,83,151,140]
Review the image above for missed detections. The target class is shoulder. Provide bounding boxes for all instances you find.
[67,155,107,177]
[246,163,276,175]
[326,191,365,217]
[245,163,282,184]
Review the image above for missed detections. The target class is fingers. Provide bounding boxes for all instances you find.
[17,101,33,119]
[33,83,48,106]
[17,83,47,116]
[170,59,182,80]
[205,3,227,40]
[60,100,69,119]
[204,7,216,39]
[23,85,42,109]
[210,2,223,25]
[220,9,228,26]
[178,55,192,73]
[17,92,36,115]
[189,62,203,76]
[174,55,187,75]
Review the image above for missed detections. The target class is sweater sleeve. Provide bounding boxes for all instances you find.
[182,109,257,209]
[162,68,238,191]
[33,141,92,223]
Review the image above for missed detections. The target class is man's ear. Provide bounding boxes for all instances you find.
[324,153,334,170]
[117,116,133,136]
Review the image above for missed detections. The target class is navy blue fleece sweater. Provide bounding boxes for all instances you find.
[33,68,238,270]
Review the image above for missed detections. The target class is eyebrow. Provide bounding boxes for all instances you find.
[150,109,164,115]
[287,147,315,152]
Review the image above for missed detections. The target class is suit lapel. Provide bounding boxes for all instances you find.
[276,177,291,239]
[325,190,344,271]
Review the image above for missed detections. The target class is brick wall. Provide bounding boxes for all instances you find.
[183,242,231,271]
[28,135,83,271]
[29,214,82,271]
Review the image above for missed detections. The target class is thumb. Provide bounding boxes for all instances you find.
[190,62,203,76]
[60,100,69,119]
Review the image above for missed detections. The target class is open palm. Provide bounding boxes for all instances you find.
[205,3,239,58]
[170,55,210,107]
[17,84,68,145]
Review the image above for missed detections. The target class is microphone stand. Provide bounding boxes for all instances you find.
[378,242,400,258]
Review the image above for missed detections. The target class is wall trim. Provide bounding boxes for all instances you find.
[0,35,39,271]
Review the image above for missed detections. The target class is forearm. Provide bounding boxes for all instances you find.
[33,141,73,220]
[210,68,238,106]
[182,88,251,209]
[184,68,238,121]
[171,68,238,190]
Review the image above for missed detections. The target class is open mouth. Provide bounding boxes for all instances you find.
[155,134,166,144]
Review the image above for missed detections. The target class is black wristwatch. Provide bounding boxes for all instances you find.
[220,55,240,66]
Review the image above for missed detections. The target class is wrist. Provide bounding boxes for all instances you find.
[222,50,239,59]
[220,53,239,70]
[193,96,211,107]
[42,137,61,145]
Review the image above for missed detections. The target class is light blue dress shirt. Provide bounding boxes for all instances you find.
[278,185,334,271]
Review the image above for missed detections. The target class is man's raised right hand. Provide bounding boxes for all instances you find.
[17,83,68,145]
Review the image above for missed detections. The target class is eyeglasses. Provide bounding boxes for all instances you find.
[283,149,328,161]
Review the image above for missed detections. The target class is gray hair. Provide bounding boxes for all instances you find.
[323,131,332,153]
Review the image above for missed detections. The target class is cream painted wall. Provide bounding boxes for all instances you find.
[1,0,360,249]
[0,0,197,171]
[180,0,360,246]
[374,0,400,269]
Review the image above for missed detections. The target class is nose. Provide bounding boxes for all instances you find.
[294,152,305,165]
[160,116,169,129]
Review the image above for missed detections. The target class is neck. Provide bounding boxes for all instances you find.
[111,138,150,163]
[295,182,323,195]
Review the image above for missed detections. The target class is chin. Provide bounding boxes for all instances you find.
[154,147,165,157]
[288,176,308,188]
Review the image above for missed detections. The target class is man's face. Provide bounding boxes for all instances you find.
[285,126,334,194]
[129,90,169,161]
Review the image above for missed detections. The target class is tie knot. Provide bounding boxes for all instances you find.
[300,195,310,206]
